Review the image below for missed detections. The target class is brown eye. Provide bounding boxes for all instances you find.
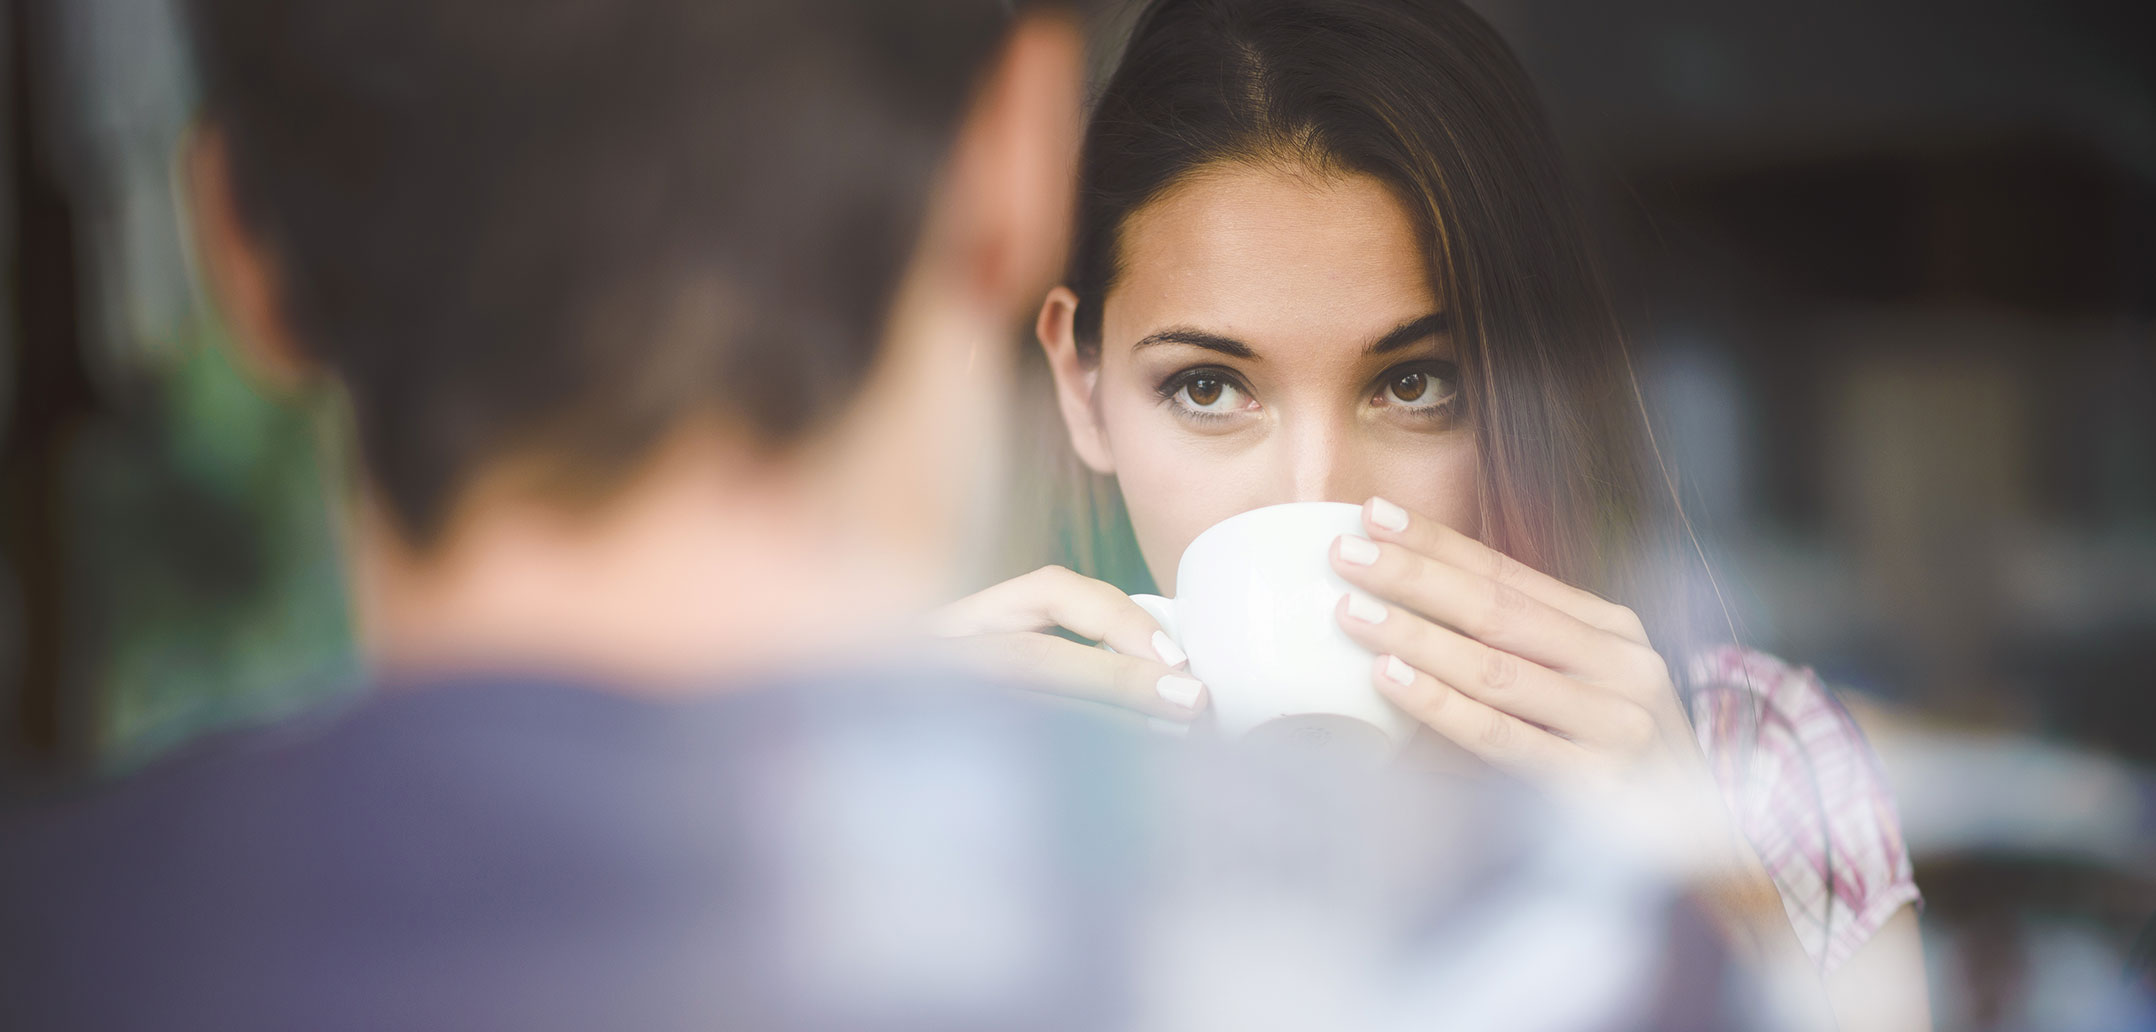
[1389,371,1428,402]
[1186,377,1225,407]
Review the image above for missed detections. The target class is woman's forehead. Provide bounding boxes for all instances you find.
[1105,162,1443,356]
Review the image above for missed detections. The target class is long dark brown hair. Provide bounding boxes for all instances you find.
[1062,0,1712,673]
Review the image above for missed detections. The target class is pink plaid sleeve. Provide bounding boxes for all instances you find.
[1686,645,1922,973]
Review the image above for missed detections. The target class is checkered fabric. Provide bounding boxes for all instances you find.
[1688,645,1923,973]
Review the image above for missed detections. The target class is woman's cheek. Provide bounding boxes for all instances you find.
[1109,434,1234,594]
[1382,439,1482,539]
[1104,407,1265,592]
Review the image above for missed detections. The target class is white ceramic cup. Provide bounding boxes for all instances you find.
[1130,501,1416,754]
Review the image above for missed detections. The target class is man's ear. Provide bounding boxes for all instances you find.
[183,125,316,390]
[933,13,1083,322]
[1037,286,1114,474]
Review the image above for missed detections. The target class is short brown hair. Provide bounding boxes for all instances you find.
[186,0,1049,542]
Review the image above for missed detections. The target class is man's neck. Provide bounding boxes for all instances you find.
[348,431,933,694]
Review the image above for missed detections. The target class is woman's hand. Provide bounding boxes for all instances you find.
[1327,495,1690,786]
[1330,496,1844,1025]
[923,565,1208,725]
[1328,496,1696,790]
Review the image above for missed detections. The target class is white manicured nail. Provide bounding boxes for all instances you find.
[1151,631,1188,668]
[1367,497,1409,532]
[1381,655,1416,687]
[1156,674,1204,708]
[1345,593,1388,624]
[1338,535,1380,566]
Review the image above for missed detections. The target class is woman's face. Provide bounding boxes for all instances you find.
[1041,162,1482,595]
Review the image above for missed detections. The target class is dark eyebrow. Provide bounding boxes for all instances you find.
[1365,313,1448,355]
[1130,312,1446,360]
[1130,327,1258,359]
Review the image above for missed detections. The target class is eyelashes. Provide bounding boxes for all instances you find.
[1153,366,1253,422]
[1151,360,1462,425]
[1375,359,1461,413]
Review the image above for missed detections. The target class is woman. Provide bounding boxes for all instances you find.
[929,0,1927,1027]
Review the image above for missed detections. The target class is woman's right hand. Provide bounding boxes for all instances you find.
[922,565,1208,725]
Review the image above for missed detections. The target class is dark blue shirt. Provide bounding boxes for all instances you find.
[2,669,1754,1031]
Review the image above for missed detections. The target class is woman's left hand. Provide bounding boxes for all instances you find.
[1328,495,1701,794]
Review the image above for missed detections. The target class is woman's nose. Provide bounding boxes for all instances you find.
[1282,420,1364,505]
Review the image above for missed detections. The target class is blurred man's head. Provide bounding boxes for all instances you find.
[181,0,1082,682]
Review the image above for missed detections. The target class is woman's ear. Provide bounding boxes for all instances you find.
[1037,286,1115,474]
[183,125,318,390]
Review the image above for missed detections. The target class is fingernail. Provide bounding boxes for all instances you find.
[1156,674,1204,709]
[1368,497,1409,532]
[1381,655,1416,687]
[1338,535,1380,566]
[1345,592,1388,624]
[1151,630,1188,668]
[1148,718,1191,738]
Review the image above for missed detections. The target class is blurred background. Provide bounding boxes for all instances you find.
[1482,2,2156,1028]
[0,0,2149,1028]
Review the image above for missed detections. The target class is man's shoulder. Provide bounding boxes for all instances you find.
[0,668,1758,1030]
[3,667,1112,866]
[0,668,1141,1027]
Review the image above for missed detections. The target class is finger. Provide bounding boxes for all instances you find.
[1357,497,1650,645]
[1336,594,1653,750]
[1367,651,1590,779]
[934,631,1207,721]
[927,565,1186,668]
[1332,534,1620,678]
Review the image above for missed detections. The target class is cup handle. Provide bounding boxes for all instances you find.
[1128,593,1178,645]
